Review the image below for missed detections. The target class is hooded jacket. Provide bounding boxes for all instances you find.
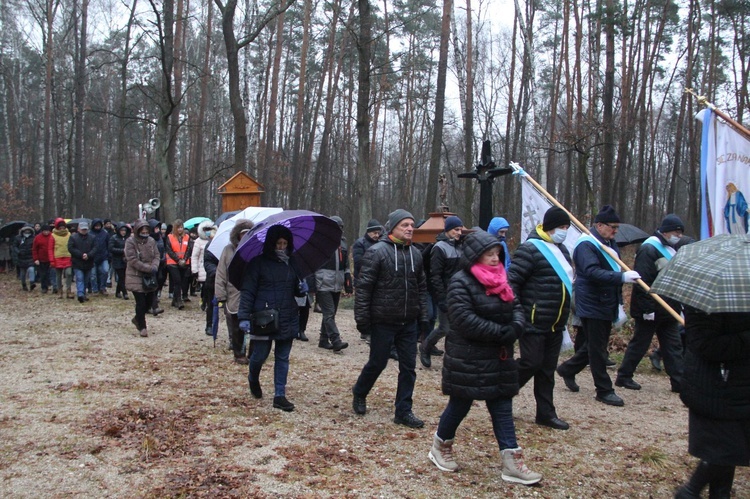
[49,218,72,269]
[90,218,111,264]
[238,225,305,341]
[32,228,54,264]
[13,226,35,268]
[354,236,428,329]
[109,224,132,270]
[429,234,463,311]
[508,226,572,334]
[190,231,211,282]
[215,219,254,314]
[124,219,160,293]
[442,230,525,400]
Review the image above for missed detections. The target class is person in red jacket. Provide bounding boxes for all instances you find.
[32,224,55,293]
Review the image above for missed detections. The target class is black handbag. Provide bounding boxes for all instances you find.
[142,272,158,291]
[252,307,280,335]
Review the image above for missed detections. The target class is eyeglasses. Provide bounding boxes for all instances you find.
[602,223,620,230]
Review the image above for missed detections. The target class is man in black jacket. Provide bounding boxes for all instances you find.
[509,207,573,430]
[352,209,429,428]
[615,214,685,392]
[68,221,98,303]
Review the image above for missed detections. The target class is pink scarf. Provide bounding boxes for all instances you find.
[470,262,515,302]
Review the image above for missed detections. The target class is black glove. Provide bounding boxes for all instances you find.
[510,321,525,338]
[438,300,448,314]
[419,321,431,337]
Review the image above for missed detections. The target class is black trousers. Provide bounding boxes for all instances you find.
[115,267,127,296]
[518,330,563,420]
[618,317,683,385]
[224,310,244,358]
[132,291,155,330]
[557,317,614,396]
[167,265,190,301]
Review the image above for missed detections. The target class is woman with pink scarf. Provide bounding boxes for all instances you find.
[427,230,542,486]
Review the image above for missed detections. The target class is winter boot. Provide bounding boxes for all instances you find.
[22,283,28,291]
[58,288,64,299]
[419,342,432,368]
[675,460,714,498]
[67,291,75,299]
[318,336,333,350]
[501,447,542,485]
[297,330,309,341]
[708,465,735,499]
[122,292,129,300]
[331,338,349,352]
[429,433,458,472]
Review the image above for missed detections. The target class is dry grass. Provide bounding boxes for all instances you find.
[0,271,747,498]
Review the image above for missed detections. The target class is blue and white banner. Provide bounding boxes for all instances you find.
[520,175,582,254]
[699,109,750,238]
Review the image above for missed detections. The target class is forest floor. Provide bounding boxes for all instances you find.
[0,270,746,498]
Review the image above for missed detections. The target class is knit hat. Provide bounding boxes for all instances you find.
[366,219,382,232]
[594,205,620,224]
[443,216,463,232]
[330,216,344,229]
[386,209,414,234]
[78,221,89,230]
[542,207,570,232]
[658,214,684,233]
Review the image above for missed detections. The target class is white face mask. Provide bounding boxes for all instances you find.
[551,229,568,244]
[667,235,681,245]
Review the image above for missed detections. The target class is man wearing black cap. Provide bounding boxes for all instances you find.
[556,205,641,407]
[352,209,429,428]
[509,207,573,429]
[420,215,464,368]
[615,214,685,393]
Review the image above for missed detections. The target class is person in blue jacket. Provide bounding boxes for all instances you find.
[238,225,307,412]
[487,217,512,269]
[556,205,641,407]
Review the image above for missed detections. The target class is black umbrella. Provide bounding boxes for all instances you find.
[0,220,29,239]
[214,210,240,227]
[614,223,650,247]
[227,210,342,289]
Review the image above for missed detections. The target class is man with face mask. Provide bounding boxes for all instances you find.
[508,207,574,430]
[615,214,685,393]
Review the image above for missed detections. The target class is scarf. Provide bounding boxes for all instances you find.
[388,234,409,246]
[470,262,515,302]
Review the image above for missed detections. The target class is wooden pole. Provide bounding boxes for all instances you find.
[510,162,685,325]
[686,88,750,141]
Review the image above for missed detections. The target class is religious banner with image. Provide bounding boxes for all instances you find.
[520,175,582,254]
[699,108,750,238]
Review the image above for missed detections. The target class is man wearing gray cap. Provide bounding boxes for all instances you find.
[67,221,98,303]
[352,209,430,428]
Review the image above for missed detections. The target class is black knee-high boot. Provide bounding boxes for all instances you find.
[708,465,735,499]
[675,460,713,498]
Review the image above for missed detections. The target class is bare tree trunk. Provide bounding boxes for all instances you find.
[600,0,615,204]
[289,0,312,209]
[43,0,59,216]
[72,0,90,216]
[116,0,138,216]
[356,0,373,235]
[264,10,285,178]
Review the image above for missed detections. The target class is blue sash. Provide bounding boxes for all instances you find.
[528,239,572,296]
[641,236,674,261]
[575,234,620,271]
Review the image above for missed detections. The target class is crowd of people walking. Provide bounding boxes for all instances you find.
[3,204,747,497]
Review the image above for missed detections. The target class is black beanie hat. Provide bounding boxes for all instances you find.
[594,205,620,224]
[658,214,684,233]
[542,207,570,232]
[366,219,382,232]
[386,209,414,234]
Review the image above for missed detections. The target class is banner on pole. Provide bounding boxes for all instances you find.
[520,175,582,254]
[699,109,750,238]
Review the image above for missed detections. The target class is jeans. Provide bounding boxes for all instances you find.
[557,317,614,396]
[518,330,563,420]
[437,395,518,451]
[317,291,342,341]
[73,268,92,298]
[353,321,418,417]
[91,260,110,292]
[248,338,293,397]
[618,317,683,385]
[19,266,35,288]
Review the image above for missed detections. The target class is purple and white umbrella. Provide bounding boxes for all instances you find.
[227,210,342,289]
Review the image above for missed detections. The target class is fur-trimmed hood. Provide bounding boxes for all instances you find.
[230,219,255,247]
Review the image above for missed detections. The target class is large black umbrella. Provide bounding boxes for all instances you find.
[614,223,650,247]
[0,220,29,239]
[227,210,342,289]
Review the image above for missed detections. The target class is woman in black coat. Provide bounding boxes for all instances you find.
[676,308,750,498]
[427,230,541,486]
[238,225,306,412]
[109,223,131,299]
